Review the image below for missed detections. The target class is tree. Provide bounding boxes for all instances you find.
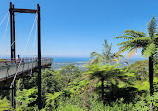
[127,60,148,81]
[87,63,124,105]
[90,52,105,64]
[90,39,123,64]
[111,52,124,64]
[42,69,62,93]
[59,64,81,87]
[102,39,113,63]
[115,16,158,97]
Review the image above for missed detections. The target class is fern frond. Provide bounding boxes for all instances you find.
[147,16,157,37]
[90,52,98,58]
[115,35,134,40]
[115,30,146,40]
[126,47,137,59]
[123,30,146,37]
[143,43,156,57]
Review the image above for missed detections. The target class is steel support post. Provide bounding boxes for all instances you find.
[11,84,14,108]
[10,2,16,108]
[13,5,16,59]
[12,5,16,108]
[10,3,16,60]
[11,82,16,109]
[10,2,14,108]
[37,4,42,110]
[10,2,13,60]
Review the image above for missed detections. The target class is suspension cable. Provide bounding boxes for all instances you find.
[34,13,37,56]
[44,34,48,57]
[0,40,16,60]
[0,14,9,59]
[11,15,37,85]
[31,14,38,74]
[0,11,9,27]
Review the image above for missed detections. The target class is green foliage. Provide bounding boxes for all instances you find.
[59,64,81,87]
[69,78,90,95]
[115,16,158,58]
[0,97,11,111]
[57,104,85,111]
[15,87,38,111]
[134,81,149,92]
[143,41,156,57]
[147,16,157,37]
[42,69,62,93]
[1,60,157,110]
[90,39,123,65]
[46,92,62,103]
[44,92,62,110]
[90,51,105,64]
[133,93,158,111]
[127,60,148,81]
[87,63,123,81]
[2,30,158,110]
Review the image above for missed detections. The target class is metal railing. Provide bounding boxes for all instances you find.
[0,57,53,80]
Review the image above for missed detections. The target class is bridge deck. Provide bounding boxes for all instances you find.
[0,58,53,87]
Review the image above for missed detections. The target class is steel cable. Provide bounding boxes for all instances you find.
[0,11,9,27]
[0,14,10,59]
[11,15,37,85]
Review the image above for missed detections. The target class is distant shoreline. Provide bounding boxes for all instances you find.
[53,61,88,64]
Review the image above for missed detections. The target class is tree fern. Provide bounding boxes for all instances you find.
[0,97,11,111]
[90,39,124,64]
[115,16,158,100]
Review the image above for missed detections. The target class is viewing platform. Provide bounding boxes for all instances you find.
[0,57,53,87]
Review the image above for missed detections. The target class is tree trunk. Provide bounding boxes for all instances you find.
[111,83,114,101]
[149,56,154,96]
[149,56,154,111]
[101,78,105,106]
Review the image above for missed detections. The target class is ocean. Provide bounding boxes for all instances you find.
[2,56,146,63]
[51,57,89,71]
[1,56,147,71]
[51,56,147,71]
[52,57,89,63]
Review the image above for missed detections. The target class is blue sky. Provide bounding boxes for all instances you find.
[0,0,157,57]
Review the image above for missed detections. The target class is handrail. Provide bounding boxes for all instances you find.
[0,57,53,63]
[0,57,53,80]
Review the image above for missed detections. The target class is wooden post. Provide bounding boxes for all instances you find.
[37,4,42,110]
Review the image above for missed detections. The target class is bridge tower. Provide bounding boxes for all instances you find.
[9,2,42,109]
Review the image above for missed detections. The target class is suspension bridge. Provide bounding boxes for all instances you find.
[0,2,53,110]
